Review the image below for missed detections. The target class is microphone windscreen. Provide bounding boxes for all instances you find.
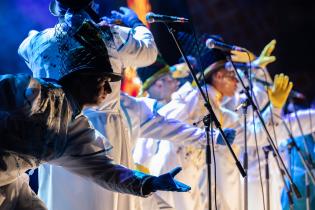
[145,12,155,23]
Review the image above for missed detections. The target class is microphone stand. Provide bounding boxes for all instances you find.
[262,145,271,210]
[238,99,250,210]
[227,57,302,199]
[287,143,294,210]
[163,23,246,210]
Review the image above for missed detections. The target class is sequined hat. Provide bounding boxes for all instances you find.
[18,19,121,81]
[49,0,93,16]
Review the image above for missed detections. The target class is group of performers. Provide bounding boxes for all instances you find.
[0,0,314,210]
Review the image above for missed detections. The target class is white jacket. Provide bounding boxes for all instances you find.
[19,18,158,210]
[37,92,208,210]
[156,82,315,210]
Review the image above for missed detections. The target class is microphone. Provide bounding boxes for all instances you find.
[146,12,189,23]
[206,38,247,52]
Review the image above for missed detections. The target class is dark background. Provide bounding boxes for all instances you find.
[0,0,314,102]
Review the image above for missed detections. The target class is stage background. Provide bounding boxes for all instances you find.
[0,0,314,102]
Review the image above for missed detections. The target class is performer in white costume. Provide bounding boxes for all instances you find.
[18,1,216,210]
[1,25,190,209]
[157,43,315,210]
[133,55,236,210]
[223,40,315,210]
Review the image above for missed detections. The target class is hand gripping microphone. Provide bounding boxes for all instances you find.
[206,38,247,52]
[146,12,189,23]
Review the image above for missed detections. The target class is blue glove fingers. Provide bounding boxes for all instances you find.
[100,16,115,24]
[111,10,122,19]
[119,6,130,14]
[173,179,191,192]
[169,167,182,178]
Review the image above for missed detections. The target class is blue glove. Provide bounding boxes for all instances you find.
[216,128,236,145]
[143,167,191,194]
[110,7,144,28]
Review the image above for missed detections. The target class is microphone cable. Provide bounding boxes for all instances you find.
[247,51,267,210]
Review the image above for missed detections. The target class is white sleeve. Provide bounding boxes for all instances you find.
[17,30,40,68]
[275,109,315,143]
[111,25,158,68]
[241,109,315,148]
[53,116,150,196]
[140,114,206,148]
[133,138,159,165]
[136,95,206,147]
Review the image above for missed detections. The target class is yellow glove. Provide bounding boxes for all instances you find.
[267,73,293,109]
[231,50,256,63]
[253,39,277,68]
[135,163,150,174]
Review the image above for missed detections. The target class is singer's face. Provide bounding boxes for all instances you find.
[94,77,112,105]
[80,75,112,107]
[160,74,179,94]
[213,69,238,97]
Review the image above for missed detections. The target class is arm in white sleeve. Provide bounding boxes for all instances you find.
[53,116,151,197]
[17,30,39,68]
[274,109,315,143]
[136,97,207,147]
[0,74,39,186]
[140,114,206,148]
[111,25,158,68]
[242,108,315,147]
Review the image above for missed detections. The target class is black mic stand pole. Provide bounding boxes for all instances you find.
[163,23,246,210]
[287,143,294,210]
[262,145,271,210]
[241,99,249,210]
[227,57,302,199]
[274,148,295,210]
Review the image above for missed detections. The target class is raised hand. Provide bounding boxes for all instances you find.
[253,39,277,68]
[110,7,143,28]
[267,73,293,109]
[143,167,191,194]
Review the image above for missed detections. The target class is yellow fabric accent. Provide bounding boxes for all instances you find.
[267,73,293,108]
[140,65,170,92]
[254,39,277,68]
[137,90,148,97]
[135,163,150,174]
[191,80,197,87]
[215,91,224,125]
